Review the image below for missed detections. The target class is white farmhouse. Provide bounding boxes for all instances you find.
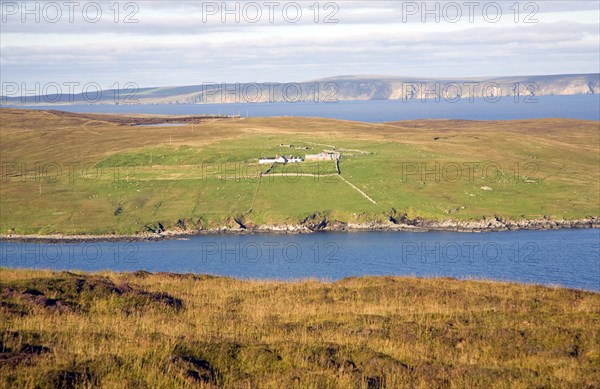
[259,156,285,164]
[259,155,303,164]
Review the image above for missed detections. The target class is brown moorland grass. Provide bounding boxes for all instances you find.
[0,268,599,388]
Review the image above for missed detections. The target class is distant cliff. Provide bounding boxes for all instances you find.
[2,74,598,105]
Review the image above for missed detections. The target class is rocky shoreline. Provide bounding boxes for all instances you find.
[1,217,598,243]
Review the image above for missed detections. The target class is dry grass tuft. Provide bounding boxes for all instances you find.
[1,268,599,388]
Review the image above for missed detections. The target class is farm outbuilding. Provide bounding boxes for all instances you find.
[305,152,340,161]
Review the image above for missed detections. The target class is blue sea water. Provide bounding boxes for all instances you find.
[14,94,600,122]
[1,229,599,291]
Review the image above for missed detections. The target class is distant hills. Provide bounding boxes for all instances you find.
[2,74,598,106]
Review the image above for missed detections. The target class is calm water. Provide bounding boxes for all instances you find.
[1,229,598,291]
[15,95,600,122]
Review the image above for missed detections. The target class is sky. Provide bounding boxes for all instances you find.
[1,1,599,91]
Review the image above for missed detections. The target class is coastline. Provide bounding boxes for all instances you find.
[1,217,598,243]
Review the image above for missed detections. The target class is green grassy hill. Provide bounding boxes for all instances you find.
[1,109,598,235]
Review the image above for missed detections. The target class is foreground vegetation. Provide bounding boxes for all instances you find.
[1,108,599,235]
[0,268,599,388]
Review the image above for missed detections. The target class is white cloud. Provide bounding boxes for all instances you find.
[0,0,598,87]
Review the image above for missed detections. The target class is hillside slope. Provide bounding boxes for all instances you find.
[1,109,598,235]
[1,269,599,388]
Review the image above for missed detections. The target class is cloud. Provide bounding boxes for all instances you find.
[1,1,598,87]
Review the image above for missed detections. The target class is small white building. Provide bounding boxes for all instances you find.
[259,155,303,164]
[259,156,285,164]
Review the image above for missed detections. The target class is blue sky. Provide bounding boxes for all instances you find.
[1,1,599,91]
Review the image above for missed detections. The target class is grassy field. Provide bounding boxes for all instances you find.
[1,108,598,235]
[0,268,598,388]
